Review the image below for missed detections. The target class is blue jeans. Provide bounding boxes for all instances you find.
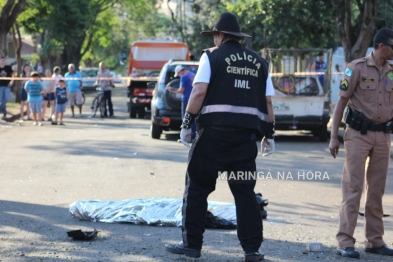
[182,99,196,139]
[0,86,11,116]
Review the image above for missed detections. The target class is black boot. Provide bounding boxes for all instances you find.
[164,241,201,258]
[245,251,265,261]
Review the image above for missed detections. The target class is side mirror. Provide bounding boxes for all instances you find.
[147,82,156,89]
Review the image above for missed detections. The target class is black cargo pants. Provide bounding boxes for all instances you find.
[181,126,262,253]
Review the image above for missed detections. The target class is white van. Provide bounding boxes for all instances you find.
[330,47,374,110]
[262,48,332,141]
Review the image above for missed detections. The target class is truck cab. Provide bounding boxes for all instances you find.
[126,41,191,118]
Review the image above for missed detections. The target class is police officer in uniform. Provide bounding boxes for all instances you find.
[329,28,393,258]
[164,12,275,262]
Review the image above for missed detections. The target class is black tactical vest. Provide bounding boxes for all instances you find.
[197,40,269,136]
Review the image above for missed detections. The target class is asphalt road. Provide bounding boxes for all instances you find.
[0,86,392,261]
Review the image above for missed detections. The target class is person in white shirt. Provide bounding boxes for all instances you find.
[95,62,114,117]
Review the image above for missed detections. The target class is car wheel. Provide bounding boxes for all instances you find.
[151,123,162,139]
[318,125,328,142]
[129,96,137,118]
[130,107,137,118]
[138,107,146,119]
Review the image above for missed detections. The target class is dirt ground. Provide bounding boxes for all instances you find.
[1,88,393,261]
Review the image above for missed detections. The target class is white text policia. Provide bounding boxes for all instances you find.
[224,52,262,69]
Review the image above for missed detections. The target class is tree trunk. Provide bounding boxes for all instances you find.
[0,0,27,56]
[0,29,7,57]
[330,0,379,63]
[61,44,83,72]
[12,23,22,103]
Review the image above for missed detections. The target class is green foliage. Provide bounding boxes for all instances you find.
[225,0,337,50]
[376,0,393,30]
[186,0,338,58]
[83,0,174,73]
[17,0,170,72]
[187,0,226,59]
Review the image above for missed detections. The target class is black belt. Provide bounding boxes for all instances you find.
[346,121,386,132]
[209,125,250,131]
[367,122,386,132]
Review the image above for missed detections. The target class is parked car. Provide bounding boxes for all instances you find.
[110,71,122,83]
[80,67,99,92]
[150,60,199,139]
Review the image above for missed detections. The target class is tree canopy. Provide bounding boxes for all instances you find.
[1,0,393,72]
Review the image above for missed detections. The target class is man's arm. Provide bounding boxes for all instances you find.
[186,82,208,114]
[8,69,14,87]
[47,79,55,94]
[78,72,82,88]
[167,87,185,94]
[310,62,316,72]
[266,96,274,123]
[94,72,99,87]
[329,96,349,158]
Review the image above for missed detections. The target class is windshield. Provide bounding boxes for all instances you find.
[81,69,98,77]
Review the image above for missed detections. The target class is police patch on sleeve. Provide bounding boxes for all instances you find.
[339,79,349,91]
[344,68,353,77]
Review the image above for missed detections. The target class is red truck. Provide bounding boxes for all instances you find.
[126,41,191,118]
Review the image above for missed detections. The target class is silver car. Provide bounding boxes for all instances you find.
[80,67,99,91]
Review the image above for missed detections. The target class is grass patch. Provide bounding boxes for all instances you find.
[6,102,20,115]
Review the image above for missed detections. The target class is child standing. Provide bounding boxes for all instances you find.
[19,64,32,121]
[52,79,67,125]
[41,68,55,121]
[24,71,43,126]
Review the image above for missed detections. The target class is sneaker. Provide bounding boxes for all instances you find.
[33,122,37,126]
[38,122,43,126]
[164,241,201,258]
[51,121,58,125]
[47,118,52,122]
[336,247,360,258]
[365,244,393,256]
[19,118,24,122]
[245,251,265,261]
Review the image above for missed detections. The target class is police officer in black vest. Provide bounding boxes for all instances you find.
[164,12,275,262]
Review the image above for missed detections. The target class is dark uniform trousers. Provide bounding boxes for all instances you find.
[337,127,390,248]
[103,90,113,116]
[181,126,263,252]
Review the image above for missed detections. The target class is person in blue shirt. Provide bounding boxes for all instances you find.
[310,52,327,86]
[166,65,197,140]
[52,79,68,125]
[64,63,83,117]
[24,71,44,126]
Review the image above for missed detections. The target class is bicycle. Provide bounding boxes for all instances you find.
[90,87,105,117]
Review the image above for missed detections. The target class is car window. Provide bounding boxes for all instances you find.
[165,65,199,85]
[81,69,99,77]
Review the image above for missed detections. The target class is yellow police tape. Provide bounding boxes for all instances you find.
[0,77,129,80]
[0,72,343,80]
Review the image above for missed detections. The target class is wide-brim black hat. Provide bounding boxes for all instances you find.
[201,12,251,38]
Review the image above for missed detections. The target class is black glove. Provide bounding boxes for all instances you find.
[180,111,196,130]
[265,121,275,139]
